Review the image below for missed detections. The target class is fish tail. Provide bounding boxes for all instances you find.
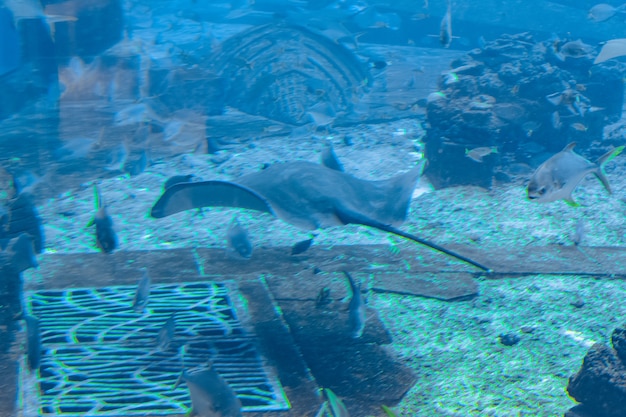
[343,271,359,294]
[597,145,624,166]
[595,145,624,194]
[94,184,102,210]
[86,184,101,227]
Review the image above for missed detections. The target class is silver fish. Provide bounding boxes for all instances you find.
[440,0,452,48]
[465,146,497,163]
[132,268,151,312]
[527,142,624,205]
[179,366,242,417]
[344,271,365,339]
[227,217,253,259]
[588,3,626,22]
[157,314,176,351]
[572,219,585,246]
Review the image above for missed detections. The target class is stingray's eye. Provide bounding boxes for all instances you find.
[537,186,546,195]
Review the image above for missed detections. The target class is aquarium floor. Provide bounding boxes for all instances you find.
[12,243,626,417]
[17,245,431,417]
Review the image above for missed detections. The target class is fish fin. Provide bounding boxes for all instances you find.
[594,145,624,194]
[381,405,398,417]
[597,145,624,166]
[324,388,349,417]
[563,142,577,152]
[151,181,275,218]
[564,197,580,207]
[173,371,184,390]
[546,93,563,106]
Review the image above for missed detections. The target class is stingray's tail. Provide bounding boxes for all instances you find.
[383,224,492,272]
[335,206,492,272]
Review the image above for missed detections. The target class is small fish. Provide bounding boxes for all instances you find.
[588,3,626,22]
[316,287,332,307]
[572,219,585,246]
[132,268,151,312]
[527,142,624,205]
[3,233,38,273]
[24,315,41,371]
[291,236,314,255]
[344,271,365,339]
[324,388,350,417]
[123,150,149,176]
[556,40,593,60]
[321,143,344,172]
[104,142,129,172]
[465,146,497,163]
[87,185,117,253]
[157,314,176,351]
[163,174,194,191]
[368,59,388,70]
[178,365,242,417]
[551,111,562,130]
[439,0,452,48]
[306,101,336,129]
[570,123,588,132]
[522,121,541,137]
[227,217,253,259]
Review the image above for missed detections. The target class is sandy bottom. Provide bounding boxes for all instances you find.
[32,117,626,416]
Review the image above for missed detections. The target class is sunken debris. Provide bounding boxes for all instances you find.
[208,24,370,126]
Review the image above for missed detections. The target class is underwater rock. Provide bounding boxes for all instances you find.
[208,23,371,126]
[566,325,626,417]
[424,32,625,189]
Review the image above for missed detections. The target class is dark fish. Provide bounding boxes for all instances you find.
[4,189,44,254]
[123,150,149,176]
[527,142,624,205]
[368,59,388,70]
[226,217,253,259]
[179,365,243,417]
[87,185,117,253]
[440,0,452,48]
[320,143,344,172]
[151,160,490,271]
[163,174,194,191]
[24,315,41,371]
[157,314,176,351]
[132,268,151,312]
[315,287,331,308]
[291,236,314,255]
[344,271,365,338]
[2,233,38,273]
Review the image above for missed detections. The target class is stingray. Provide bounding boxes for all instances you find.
[150,161,490,271]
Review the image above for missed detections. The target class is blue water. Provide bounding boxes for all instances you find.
[3,1,626,416]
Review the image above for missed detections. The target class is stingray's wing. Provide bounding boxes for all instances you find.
[150,181,276,218]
